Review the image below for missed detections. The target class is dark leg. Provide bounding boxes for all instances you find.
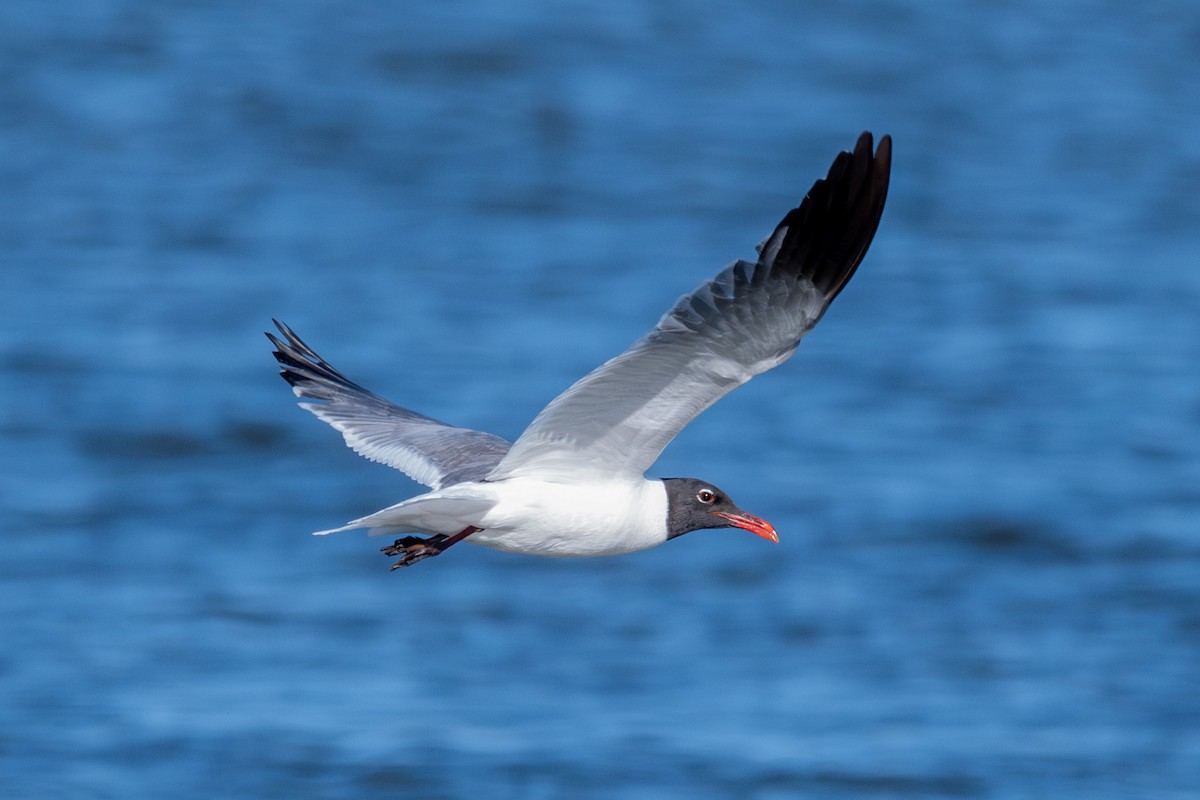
[381,526,481,570]
[381,534,446,556]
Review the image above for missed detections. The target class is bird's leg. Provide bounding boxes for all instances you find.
[381,526,481,570]
[381,534,446,556]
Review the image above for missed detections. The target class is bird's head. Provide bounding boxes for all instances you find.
[662,478,779,543]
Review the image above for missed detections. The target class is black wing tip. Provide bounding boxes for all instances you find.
[265,319,296,360]
[266,318,304,360]
[269,317,300,342]
[766,131,892,304]
[265,318,309,376]
[266,318,368,395]
[849,131,892,176]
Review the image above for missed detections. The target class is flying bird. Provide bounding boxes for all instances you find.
[269,131,891,570]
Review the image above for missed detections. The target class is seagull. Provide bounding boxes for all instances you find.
[269,131,891,570]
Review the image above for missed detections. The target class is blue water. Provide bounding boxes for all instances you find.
[3,1,1199,797]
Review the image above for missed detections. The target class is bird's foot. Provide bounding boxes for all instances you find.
[382,535,447,570]
[379,526,481,571]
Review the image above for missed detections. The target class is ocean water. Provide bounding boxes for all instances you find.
[2,1,1199,798]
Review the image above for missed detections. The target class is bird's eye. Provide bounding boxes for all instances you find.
[697,489,717,505]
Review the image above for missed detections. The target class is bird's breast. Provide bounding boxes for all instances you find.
[468,476,669,557]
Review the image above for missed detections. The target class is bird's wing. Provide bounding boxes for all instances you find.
[488,132,891,482]
[268,320,511,489]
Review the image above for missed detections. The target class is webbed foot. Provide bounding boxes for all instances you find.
[379,526,481,571]
[382,535,447,569]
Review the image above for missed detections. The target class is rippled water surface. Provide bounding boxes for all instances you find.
[3,1,1199,798]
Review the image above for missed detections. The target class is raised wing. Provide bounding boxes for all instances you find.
[268,320,510,488]
[488,132,891,481]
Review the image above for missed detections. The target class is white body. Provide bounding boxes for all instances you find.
[318,477,671,557]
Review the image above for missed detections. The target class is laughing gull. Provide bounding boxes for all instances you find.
[269,131,891,570]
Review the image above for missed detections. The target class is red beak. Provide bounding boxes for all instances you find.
[712,510,779,543]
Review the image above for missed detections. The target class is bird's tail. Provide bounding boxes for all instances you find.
[313,491,496,538]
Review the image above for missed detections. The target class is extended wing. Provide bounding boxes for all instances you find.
[268,320,510,488]
[487,132,891,481]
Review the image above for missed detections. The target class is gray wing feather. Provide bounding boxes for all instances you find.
[488,132,891,481]
[268,321,510,488]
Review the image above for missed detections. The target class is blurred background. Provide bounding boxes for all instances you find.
[2,1,1198,798]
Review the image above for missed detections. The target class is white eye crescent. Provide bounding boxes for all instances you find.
[697,489,717,504]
